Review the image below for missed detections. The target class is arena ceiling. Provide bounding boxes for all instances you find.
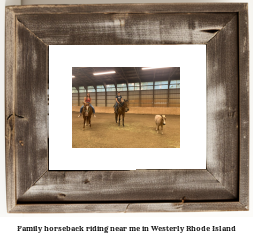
[72,67,180,88]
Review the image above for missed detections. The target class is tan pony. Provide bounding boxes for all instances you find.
[82,102,92,129]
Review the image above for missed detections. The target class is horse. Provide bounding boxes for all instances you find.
[115,99,129,126]
[155,115,166,134]
[82,102,92,129]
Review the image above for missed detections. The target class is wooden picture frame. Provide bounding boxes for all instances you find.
[5,3,249,213]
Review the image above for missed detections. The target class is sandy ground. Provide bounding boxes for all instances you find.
[72,112,180,148]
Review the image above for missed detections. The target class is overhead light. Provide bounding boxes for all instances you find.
[72,76,75,78]
[142,67,170,70]
[93,71,116,75]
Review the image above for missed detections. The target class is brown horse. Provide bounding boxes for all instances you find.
[82,102,92,129]
[115,99,129,126]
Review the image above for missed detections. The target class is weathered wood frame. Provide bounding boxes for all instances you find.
[5,4,249,213]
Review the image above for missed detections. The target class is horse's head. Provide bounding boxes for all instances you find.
[124,99,129,112]
[161,115,166,125]
[83,102,90,113]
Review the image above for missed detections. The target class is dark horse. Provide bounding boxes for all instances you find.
[82,102,92,129]
[115,99,129,126]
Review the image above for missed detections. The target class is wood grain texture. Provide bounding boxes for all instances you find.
[206,16,239,198]
[7,3,246,15]
[10,202,247,213]
[5,7,17,212]
[15,20,48,200]
[16,13,236,45]
[125,202,247,213]
[18,170,236,202]
[5,3,249,213]
[238,4,249,209]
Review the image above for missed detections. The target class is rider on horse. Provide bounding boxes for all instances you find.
[114,91,122,113]
[78,93,96,118]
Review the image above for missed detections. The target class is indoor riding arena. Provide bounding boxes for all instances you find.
[72,67,180,148]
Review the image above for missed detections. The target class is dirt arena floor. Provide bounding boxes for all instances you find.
[72,112,180,148]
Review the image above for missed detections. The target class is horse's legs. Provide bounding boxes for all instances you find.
[161,125,163,135]
[89,116,91,127]
[157,125,159,133]
[115,113,117,123]
[123,115,124,127]
[83,117,85,129]
[118,114,120,126]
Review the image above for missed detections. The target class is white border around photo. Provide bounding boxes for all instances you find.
[49,45,206,170]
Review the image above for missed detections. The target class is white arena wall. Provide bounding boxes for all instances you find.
[72,106,180,115]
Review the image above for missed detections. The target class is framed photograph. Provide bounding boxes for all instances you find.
[49,45,206,170]
[5,4,249,213]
